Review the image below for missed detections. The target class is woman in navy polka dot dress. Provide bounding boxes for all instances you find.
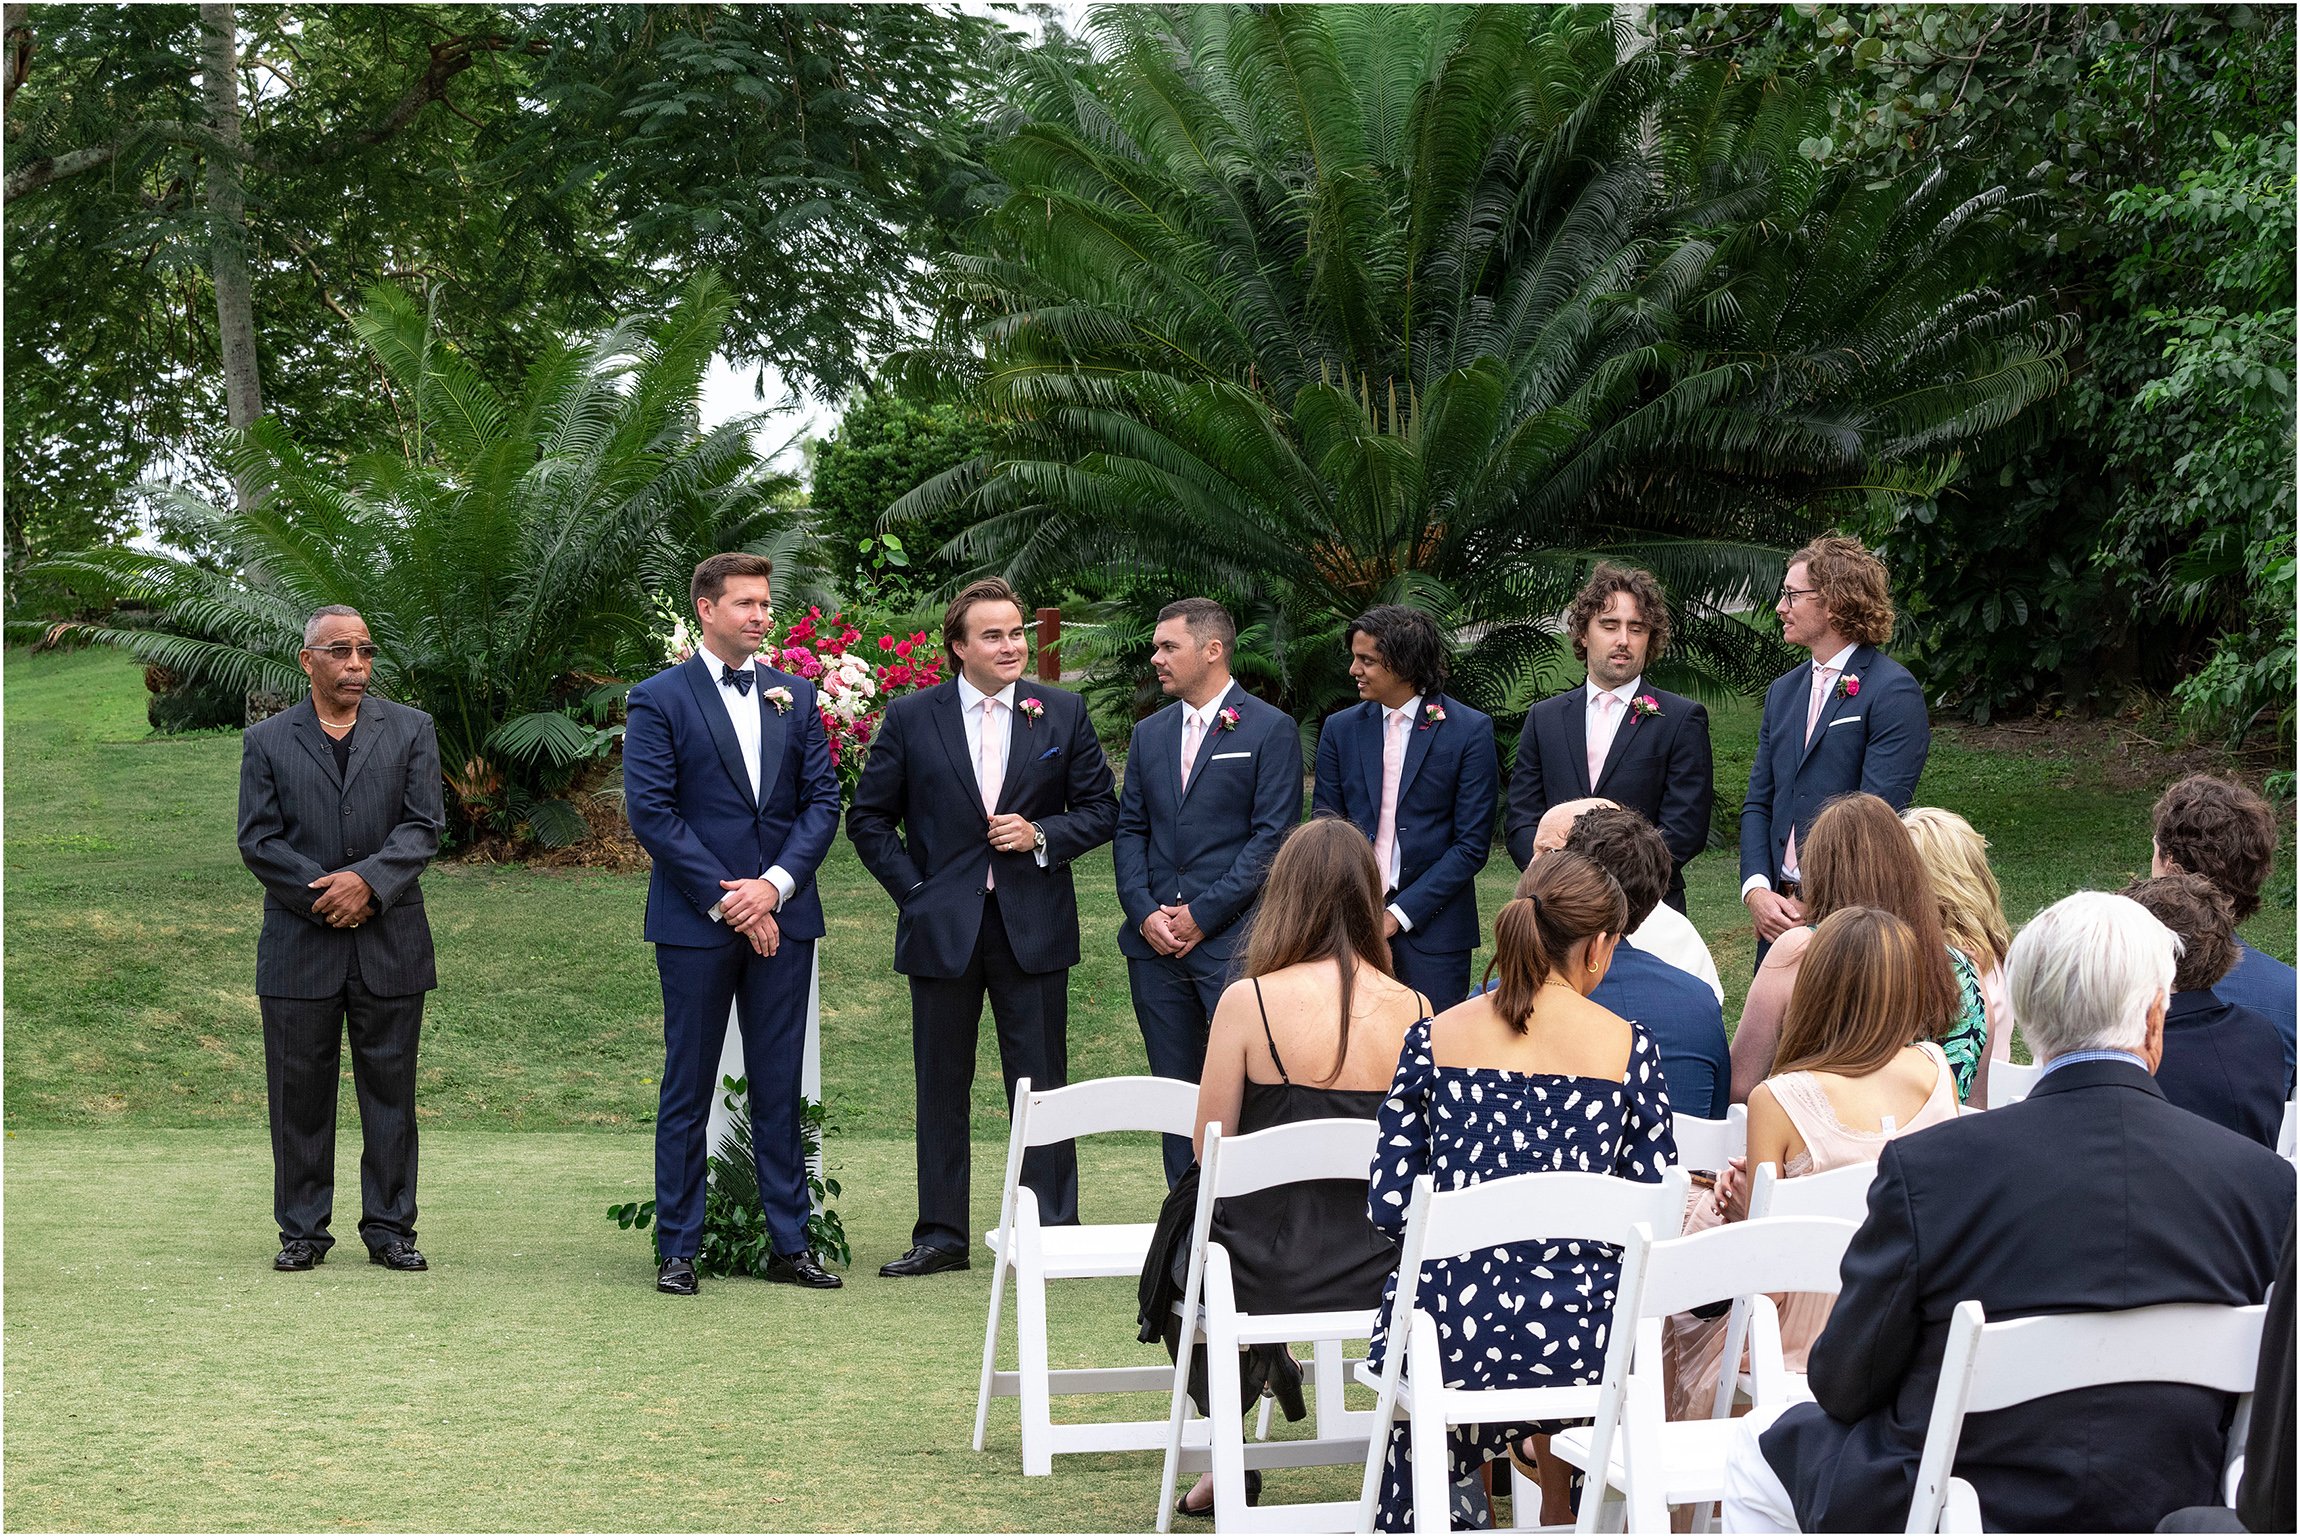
[1365,851,1677,1530]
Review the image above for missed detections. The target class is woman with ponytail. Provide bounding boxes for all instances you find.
[1139,817,1421,1518]
[1364,852,1679,1530]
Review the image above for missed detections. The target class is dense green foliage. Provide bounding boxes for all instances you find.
[21,274,816,846]
[809,390,999,602]
[899,6,2068,724]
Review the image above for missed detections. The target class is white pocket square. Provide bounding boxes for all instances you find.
[1827,715,1863,727]
[1210,751,1252,760]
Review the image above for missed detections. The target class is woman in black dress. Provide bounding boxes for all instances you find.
[1139,816,1427,1519]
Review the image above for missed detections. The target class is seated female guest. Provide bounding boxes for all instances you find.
[1730,793,1985,1104]
[1365,852,1676,1531]
[1664,907,1959,1419]
[1902,807,2016,1104]
[2122,873,2286,1148]
[1138,817,1423,1519]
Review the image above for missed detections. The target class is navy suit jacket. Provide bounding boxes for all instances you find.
[1739,645,1929,888]
[1763,1059,2294,1533]
[623,654,840,948]
[1504,683,1713,889]
[1591,946,1729,1120]
[845,679,1117,979]
[2157,987,2287,1148]
[1311,693,1497,956]
[2219,939,2297,1096]
[1114,683,1302,962]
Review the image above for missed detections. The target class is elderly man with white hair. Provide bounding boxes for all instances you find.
[1720,890,2293,1534]
[1529,797,1722,1002]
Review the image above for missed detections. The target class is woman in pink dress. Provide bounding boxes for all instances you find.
[1665,907,1960,1421]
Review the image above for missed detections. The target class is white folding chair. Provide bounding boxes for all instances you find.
[1669,1105,1747,1173]
[1748,1160,1875,1223]
[974,1074,1202,1475]
[1155,1119,1385,1533]
[1986,1056,2042,1106]
[1548,1215,1860,1533]
[2277,1098,2296,1159]
[1352,1168,1693,1535]
[1906,1299,2268,1533]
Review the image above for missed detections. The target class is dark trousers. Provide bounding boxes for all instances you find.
[261,968,424,1254]
[910,893,1077,1254]
[654,935,814,1259]
[1128,946,1231,1185]
[1391,941,1472,1014]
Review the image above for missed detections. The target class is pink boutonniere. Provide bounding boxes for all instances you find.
[1631,693,1660,719]
[1216,705,1241,732]
[1018,696,1044,726]
[1419,701,1447,731]
[1836,673,1860,700]
[763,686,794,714]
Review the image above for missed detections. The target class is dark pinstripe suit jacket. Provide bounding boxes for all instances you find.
[236,696,445,999]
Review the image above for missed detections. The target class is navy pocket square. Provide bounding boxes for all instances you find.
[1037,746,1062,760]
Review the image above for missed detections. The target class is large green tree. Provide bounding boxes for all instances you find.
[898,5,2068,723]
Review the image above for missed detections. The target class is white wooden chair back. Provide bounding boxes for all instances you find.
[1986,1056,2043,1106]
[1749,1159,1877,1223]
[1016,1073,1201,1148]
[1907,1300,2268,1533]
[1671,1104,1748,1172]
[2277,1099,2296,1159]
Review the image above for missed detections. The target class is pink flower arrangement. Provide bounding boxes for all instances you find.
[1837,674,1861,700]
[1632,693,1660,718]
[1420,701,1447,730]
[1217,705,1241,732]
[770,606,944,795]
[1019,697,1044,724]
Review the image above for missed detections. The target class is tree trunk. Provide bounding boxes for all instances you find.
[198,2,262,457]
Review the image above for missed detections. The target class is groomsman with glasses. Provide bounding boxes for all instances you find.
[1311,604,1497,1009]
[848,578,1117,1278]
[1114,598,1302,1185]
[1740,533,1930,960]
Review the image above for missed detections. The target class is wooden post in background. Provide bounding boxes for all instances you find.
[1036,607,1062,681]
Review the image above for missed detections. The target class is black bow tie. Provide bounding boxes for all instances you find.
[720,665,753,696]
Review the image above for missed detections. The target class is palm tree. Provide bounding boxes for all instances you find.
[29,273,822,845]
[896,5,2069,719]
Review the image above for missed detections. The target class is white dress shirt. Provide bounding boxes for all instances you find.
[1374,695,1421,933]
[1741,642,1861,900]
[1585,674,1642,787]
[1627,901,1725,1004]
[700,643,795,921]
[958,672,1048,867]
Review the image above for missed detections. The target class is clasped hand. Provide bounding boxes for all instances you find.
[308,870,374,928]
[1142,903,1203,957]
[719,878,782,958]
[1744,886,1805,943]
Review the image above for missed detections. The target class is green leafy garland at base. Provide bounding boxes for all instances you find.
[607,1076,849,1272]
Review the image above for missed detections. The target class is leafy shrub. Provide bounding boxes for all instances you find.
[608,1075,849,1272]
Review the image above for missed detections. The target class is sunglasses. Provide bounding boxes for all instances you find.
[307,644,380,662]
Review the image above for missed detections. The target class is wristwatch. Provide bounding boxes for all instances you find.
[1031,822,1047,855]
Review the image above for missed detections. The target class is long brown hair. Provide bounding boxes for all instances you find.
[1801,793,1960,1041]
[1241,817,1393,1082]
[1485,852,1626,1034]
[1774,907,1933,1077]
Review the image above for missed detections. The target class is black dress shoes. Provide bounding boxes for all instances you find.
[764,1250,843,1289]
[369,1241,428,1271]
[657,1256,700,1295]
[274,1240,324,1271]
[878,1243,970,1277]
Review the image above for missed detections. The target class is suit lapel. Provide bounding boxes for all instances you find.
[290,700,345,788]
[1396,696,1437,800]
[1354,701,1384,815]
[754,670,789,808]
[681,654,757,808]
[1565,690,1594,797]
[1594,690,1647,792]
[994,688,1037,815]
[339,698,385,796]
[1179,685,1234,805]
[929,683,987,822]
[1795,646,1873,775]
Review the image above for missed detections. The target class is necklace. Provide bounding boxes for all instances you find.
[317,708,358,730]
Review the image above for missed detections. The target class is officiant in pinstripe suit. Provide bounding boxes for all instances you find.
[237,606,444,1275]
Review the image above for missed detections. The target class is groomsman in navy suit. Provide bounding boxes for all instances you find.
[1506,564,1714,910]
[623,553,844,1296]
[848,578,1118,1278]
[1312,605,1497,1009]
[1740,534,1930,957]
[1115,598,1302,1184]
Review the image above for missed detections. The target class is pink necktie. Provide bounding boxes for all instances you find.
[1587,690,1617,789]
[979,698,1005,887]
[1180,710,1204,791]
[1783,663,1839,878]
[1374,709,1408,888]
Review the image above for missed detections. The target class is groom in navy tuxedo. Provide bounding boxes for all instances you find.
[623,553,843,1296]
[1312,604,1497,1009]
[1115,598,1302,1184]
[1740,534,1930,960]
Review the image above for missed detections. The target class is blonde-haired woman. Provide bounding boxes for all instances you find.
[1901,807,2015,1105]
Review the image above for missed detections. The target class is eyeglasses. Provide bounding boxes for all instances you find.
[307,644,380,662]
[1776,586,1821,607]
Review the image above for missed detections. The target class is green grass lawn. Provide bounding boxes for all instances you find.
[5,646,2292,1530]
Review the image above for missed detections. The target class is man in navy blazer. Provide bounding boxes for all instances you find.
[1506,564,1713,910]
[1740,535,1929,957]
[1312,605,1496,1008]
[2151,773,2298,1095]
[1722,893,2295,1533]
[1115,598,1303,1183]
[623,554,843,1296]
[847,578,1118,1277]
